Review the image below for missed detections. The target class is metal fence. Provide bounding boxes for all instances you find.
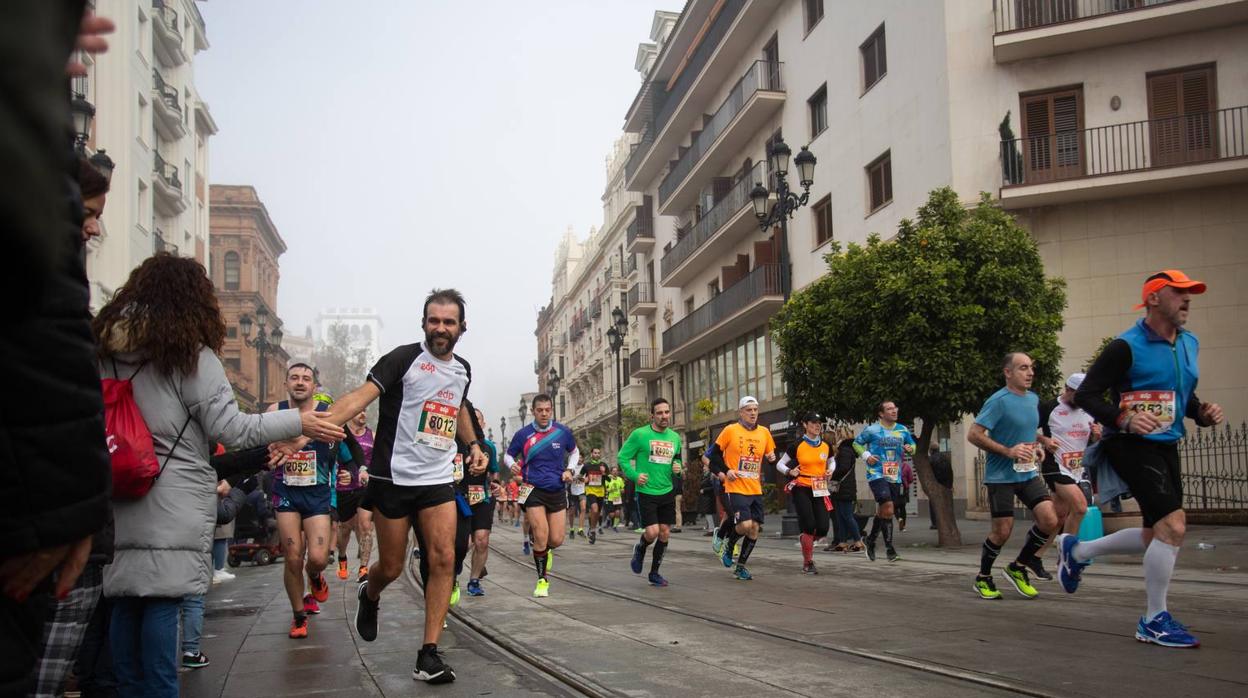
[994,0,1184,34]
[1181,422,1248,514]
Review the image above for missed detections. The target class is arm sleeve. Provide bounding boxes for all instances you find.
[185,349,303,449]
[775,452,794,475]
[709,430,730,474]
[486,442,499,473]
[566,447,581,472]
[1038,400,1058,437]
[1074,339,1131,427]
[503,453,518,469]
[617,431,640,481]
[853,428,870,457]
[366,345,419,395]
[210,446,271,481]
[337,442,353,464]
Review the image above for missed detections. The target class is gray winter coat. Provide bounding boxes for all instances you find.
[102,346,301,598]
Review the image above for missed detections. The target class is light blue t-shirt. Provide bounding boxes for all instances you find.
[974,387,1041,484]
[854,422,916,483]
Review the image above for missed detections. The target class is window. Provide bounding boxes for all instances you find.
[1020,87,1083,182]
[812,195,833,247]
[223,251,240,290]
[861,24,887,93]
[804,0,824,33]
[226,326,237,339]
[866,151,893,213]
[1147,64,1216,167]
[808,84,828,139]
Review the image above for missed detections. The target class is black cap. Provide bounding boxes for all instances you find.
[799,412,823,423]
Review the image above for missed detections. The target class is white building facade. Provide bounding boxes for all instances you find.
[81,0,216,311]
[315,307,384,368]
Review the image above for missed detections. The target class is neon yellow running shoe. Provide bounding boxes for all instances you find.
[533,578,550,598]
[1002,564,1038,599]
[449,581,460,607]
[974,575,1002,600]
[546,549,553,573]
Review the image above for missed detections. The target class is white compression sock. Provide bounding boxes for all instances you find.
[1144,539,1180,620]
[1073,528,1147,562]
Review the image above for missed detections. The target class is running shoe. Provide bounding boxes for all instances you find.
[630,543,644,574]
[733,565,752,581]
[302,594,320,615]
[466,579,484,597]
[337,559,349,580]
[720,547,734,569]
[357,566,369,582]
[588,530,596,545]
[413,645,457,684]
[449,581,460,608]
[974,575,1002,600]
[648,572,668,587]
[309,573,329,603]
[712,529,724,554]
[513,520,520,528]
[1025,557,1053,581]
[522,540,531,556]
[355,580,378,642]
[802,561,818,575]
[181,652,210,669]
[633,527,645,534]
[533,578,550,598]
[887,548,901,563]
[1135,611,1200,648]
[569,529,576,539]
[865,537,877,562]
[1057,533,1089,594]
[1002,563,1039,599]
[672,527,682,533]
[289,617,308,639]
[849,541,866,554]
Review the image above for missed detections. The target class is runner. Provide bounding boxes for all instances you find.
[709,396,777,580]
[309,289,485,684]
[579,447,608,543]
[337,411,375,582]
[266,364,340,639]
[504,478,519,525]
[1031,372,1100,580]
[853,401,916,563]
[567,466,586,539]
[605,468,625,532]
[505,394,578,598]
[776,413,833,574]
[967,352,1059,600]
[619,398,683,587]
[463,408,499,597]
[1061,270,1222,648]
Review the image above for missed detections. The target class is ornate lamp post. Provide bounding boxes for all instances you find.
[239,305,283,411]
[518,395,528,427]
[547,367,562,421]
[605,307,628,449]
[70,92,95,154]
[750,137,816,300]
[499,415,507,448]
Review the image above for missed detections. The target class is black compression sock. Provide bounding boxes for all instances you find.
[651,540,667,574]
[882,517,895,549]
[638,534,652,551]
[725,530,741,557]
[737,537,757,565]
[1016,525,1049,567]
[533,549,548,579]
[867,516,881,542]
[980,538,1002,577]
[717,518,735,538]
[293,611,306,625]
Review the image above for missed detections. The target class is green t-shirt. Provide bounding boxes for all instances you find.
[617,424,682,496]
[605,476,624,501]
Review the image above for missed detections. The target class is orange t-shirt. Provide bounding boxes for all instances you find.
[785,439,831,489]
[715,422,776,496]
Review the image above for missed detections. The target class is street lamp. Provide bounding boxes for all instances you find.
[606,306,628,448]
[499,415,508,448]
[70,93,95,153]
[240,303,283,411]
[547,367,562,421]
[518,395,528,426]
[750,137,816,300]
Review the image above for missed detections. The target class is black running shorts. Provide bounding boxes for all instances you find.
[1102,436,1182,527]
[986,477,1050,518]
[638,490,677,527]
[523,487,568,513]
[336,488,366,522]
[363,479,456,520]
[469,500,495,532]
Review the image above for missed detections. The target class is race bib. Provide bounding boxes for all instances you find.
[737,455,762,479]
[1013,443,1040,473]
[1061,450,1085,480]
[415,401,458,450]
[610,495,623,505]
[517,483,535,504]
[452,453,464,482]
[811,476,830,498]
[587,472,603,487]
[649,440,674,465]
[467,485,486,506]
[283,451,317,487]
[1120,390,1176,434]
[882,461,900,480]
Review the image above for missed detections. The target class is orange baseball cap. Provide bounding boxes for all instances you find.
[1134,269,1206,309]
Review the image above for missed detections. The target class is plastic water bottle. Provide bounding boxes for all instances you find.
[1196,542,1216,551]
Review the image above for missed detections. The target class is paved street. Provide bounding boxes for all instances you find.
[184,519,1248,697]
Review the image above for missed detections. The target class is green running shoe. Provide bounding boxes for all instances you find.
[449,581,460,607]
[533,578,550,598]
[546,549,553,573]
[974,575,1002,600]
[712,530,724,555]
[1003,563,1038,599]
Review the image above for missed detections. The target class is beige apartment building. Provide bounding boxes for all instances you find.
[539,0,1247,513]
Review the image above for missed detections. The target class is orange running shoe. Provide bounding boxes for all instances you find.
[289,617,308,639]
[310,573,329,603]
[357,566,369,582]
[337,559,349,580]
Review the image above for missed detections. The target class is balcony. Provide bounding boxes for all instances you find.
[999,106,1248,209]
[992,0,1248,63]
[625,253,638,278]
[658,60,785,215]
[662,264,785,362]
[627,282,657,316]
[624,0,781,191]
[151,70,186,141]
[152,1,187,67]
[153,228,179,256]
[629,349,662,380]
[625,199,654,253]
[153,152,187,216]
[661,161,766,288]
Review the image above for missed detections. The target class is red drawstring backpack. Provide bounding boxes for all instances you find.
[102,360,191,500]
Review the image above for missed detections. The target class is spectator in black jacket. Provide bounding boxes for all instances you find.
[827,431,864,552]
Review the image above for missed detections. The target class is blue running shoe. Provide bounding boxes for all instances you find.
[648,572,668,587]
[630,543,644,574]
[522,540,531,556]
[720,547,734,569]
[466,579,484,597]
[1057,534,1089,594]
[712,529,723,554]
[733,565,752,581]
[1136,611,1200,648]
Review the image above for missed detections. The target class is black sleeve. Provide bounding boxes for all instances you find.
[1075,339,1132,428]
[366,344,421,394]
[708,442,727,474]
[210,446,271,481]
[1038,400,1058,438]
[784,441,800,461]
[216,488,247,525]
[461,397,486,442]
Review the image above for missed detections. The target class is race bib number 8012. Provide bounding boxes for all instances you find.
[415,401,458,451]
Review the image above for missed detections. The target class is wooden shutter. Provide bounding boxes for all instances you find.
[1021,88,1083,182]
[1149,66,1216,166]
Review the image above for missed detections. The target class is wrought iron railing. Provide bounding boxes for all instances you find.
[662,264,784,354]
[625,253,638,276]
[152,1,181,37]
[629,349,660,376]
[1181,422,1248,513]
[153,152,182,189]
[1001,106,1247,186]
[624,120,655,184]
[662,161,766,280]
[627,282,655,311]
[626,202,654,247]
[659,60,784,207]
[153,228,178,255]
[994,0,1185,33]
[152,69,181,112]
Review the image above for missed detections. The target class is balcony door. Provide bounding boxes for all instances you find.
[1148,65,1217,168]
[1021,87,1084,183]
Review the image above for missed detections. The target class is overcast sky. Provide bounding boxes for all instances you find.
[197,1,676,432]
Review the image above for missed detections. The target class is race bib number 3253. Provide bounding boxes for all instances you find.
[415,401,458,451]
[1120,390,1176,434]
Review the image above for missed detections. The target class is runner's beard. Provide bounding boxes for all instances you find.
[425,330,459,356]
